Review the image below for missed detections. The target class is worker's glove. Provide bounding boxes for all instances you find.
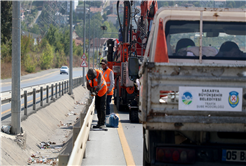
[91,92,96,97]
[95,85,100,92]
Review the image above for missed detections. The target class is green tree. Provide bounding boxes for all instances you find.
[21,35,33,59]
[40,43,54,69]
[75,46,83,56]
[24,54,37,73]
[21,22,28,31]
[102,13,107,21]
[60,29,70,55]
[75,23,84,38]
[29,24,41,35]
[45,25,60,46]
[1,40,12,62]
[54,50,67,68]
[108,22,118,38]
[102,21,112,38]
[1,1,12,44]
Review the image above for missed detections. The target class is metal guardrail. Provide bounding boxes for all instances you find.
[1,77,84,112]
[67,97,95,166]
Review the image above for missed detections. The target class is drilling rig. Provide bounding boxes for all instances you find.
[106,0,158,123]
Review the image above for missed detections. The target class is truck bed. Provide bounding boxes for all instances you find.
[139,62,246,132]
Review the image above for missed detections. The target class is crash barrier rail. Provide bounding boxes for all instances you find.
[66,97,95,166]
[1,77,84,113]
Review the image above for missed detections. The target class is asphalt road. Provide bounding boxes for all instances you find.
[1,67,86,92]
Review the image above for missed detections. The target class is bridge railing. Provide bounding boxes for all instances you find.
[1,76,84,113]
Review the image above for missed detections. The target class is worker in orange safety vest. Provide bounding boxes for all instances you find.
[100,59,114,115]
[86,68,107,129]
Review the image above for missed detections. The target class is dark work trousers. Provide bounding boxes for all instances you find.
[106,95,112,115]
[95,93,107,126]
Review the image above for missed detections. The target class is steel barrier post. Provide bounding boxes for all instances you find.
[24,91,27,115]
[59,82,61,96]
[64,82,66,94]
[67,81,69,92]
[46,85,49,103]
[56,83,58,98]
[62,82,64,95]
[33,88,36,110]
[51,84,54,100]
[0,97,2,122]
[40,87,43,106]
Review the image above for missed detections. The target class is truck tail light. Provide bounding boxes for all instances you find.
[156,147,195,164]
[172,150,180,161]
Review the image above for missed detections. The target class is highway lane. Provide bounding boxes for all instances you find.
[119,109,143,166]
[1,67,86,92]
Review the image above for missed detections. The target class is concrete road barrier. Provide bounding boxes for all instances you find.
[67,97,95,166]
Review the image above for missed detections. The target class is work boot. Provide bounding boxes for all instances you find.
[99,125,106,129]
[93,122,100,128]
[93,125,100,128]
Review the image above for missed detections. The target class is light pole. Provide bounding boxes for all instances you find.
[88,1,90,69]
[11,1,21,134]
[69,1,73,95]
[93,1,95,69]
[83,0,86,86]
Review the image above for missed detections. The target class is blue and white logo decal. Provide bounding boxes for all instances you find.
[228,91,239,108]
[182,92,193,105]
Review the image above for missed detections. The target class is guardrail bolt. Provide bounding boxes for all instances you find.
[40,87,43,107]
[46,85,49,103]
[33,88,36,110]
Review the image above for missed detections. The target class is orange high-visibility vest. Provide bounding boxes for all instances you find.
[102,68,114,96]
[86,69,107,97]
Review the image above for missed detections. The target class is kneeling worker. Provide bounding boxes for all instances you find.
[100,59,114,115]
[86,68,107,129]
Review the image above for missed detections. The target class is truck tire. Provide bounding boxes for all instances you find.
[116,79,120,111]
[143,136,151,166]
[114,89,117,105]
[130,108,139,123]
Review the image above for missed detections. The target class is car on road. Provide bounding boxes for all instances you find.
[60,66,69,75]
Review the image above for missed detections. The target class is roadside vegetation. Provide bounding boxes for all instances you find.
[1,24,84,79]
[1,1,117,79]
